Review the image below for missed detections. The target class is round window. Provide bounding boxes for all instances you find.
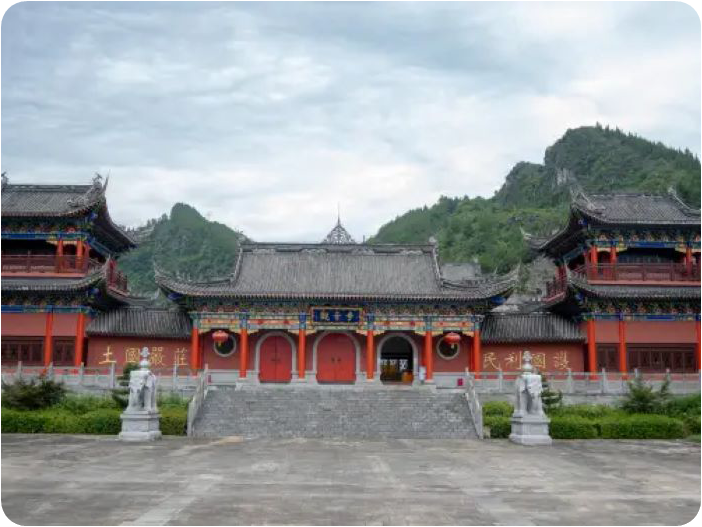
[436,335,460,360]
[213,334,236,357]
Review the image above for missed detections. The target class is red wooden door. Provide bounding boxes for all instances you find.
[335,343,355,382]
[259,336,292,383]
[316,333,356,383]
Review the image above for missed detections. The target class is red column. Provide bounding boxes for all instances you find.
[43,311,54,367]
[424,331,433,382]
[298,329,306,380]
[696,318,701,372]
[74,312,86,367]
[467,335,473,372]
[473,330,482,378]
[190,326,199,370]
[617,316,627,376]
[686,246,693,276]
[56,240,64,272]
[609,247,617,264]
[586,319,597,377]
[239,328,249,378]
[366,330,375,380]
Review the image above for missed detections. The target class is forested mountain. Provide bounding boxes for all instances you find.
[118,203,245,295]
[371,125,700,278]
[119,124,700,296]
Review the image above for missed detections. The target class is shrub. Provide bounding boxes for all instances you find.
[484,415,510,438]
[1,408,48,433]
[540,374,563,413]
[160,408,187,435]
[600,414,686,439]
[681,412,701,436]
[42,411,83,434]
[620,376,670,414]
[2,377,66,410]
[79,409,122,435]
[57,394,119,415]
[550,404,622,420]
[549,415,598,439]
[158,392,188,409]
[661,393,701,417]
[483,401,513,417]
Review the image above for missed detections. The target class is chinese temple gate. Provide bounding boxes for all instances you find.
[2,177,700,384]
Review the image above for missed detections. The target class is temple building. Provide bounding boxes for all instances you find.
[527,190,701,374]
[2,176,700,382]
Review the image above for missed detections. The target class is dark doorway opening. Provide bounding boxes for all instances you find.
[380,336,414,383]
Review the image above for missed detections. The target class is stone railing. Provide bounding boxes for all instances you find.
[473,369,701,395]
[187,365,209,437]
[464,370,483,439]
[0,363,199,392]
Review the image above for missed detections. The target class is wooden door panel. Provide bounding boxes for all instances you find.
[274,338,292,382]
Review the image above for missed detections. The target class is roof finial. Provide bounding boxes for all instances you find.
[1,172,7,190]
[337,202,341,225]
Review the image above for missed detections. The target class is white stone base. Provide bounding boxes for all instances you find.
[119,411,162,442]
[509,414,552,446]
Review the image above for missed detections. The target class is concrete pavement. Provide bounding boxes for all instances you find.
[1,434,699,525]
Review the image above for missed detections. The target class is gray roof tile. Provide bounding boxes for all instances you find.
[157,243,516,301]
[86,307,191,338]
[482,313,584,343]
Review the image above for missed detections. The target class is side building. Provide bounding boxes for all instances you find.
[527,189,701,374]
[1,175,147,368]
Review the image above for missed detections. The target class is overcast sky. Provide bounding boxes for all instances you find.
[2,2,700,241]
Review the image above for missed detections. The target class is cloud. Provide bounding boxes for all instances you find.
[2,1,699,241]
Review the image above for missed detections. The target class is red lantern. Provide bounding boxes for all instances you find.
[444,332,461,345]
[212,330,229,345]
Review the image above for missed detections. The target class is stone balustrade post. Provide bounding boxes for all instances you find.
[498,369,504,392]
[600,368,607,394]
[16,361,22,381]
[566,368,574,394]
[79,363,84,385]
[109,362,116,389]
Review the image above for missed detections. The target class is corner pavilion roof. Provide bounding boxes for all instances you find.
[526,190,701,257]
[156,242,517,302]
[1,174,136,252]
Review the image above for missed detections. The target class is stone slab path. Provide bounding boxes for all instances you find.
[2,434,699,525]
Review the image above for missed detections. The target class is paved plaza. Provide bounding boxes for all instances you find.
[1,434,699,525]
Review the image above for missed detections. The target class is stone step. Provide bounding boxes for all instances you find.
[192,386,478,439]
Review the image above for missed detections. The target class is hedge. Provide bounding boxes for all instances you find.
[550,404,622,420]
[600,414,687,439]
[482,401,513,417]
[2,407,186,435]
[549,415,598,439]
[484,415,510,438]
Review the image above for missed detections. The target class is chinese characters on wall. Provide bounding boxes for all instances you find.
[482,350,571,372]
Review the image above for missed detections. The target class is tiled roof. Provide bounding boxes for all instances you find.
[570,280,701,300]
[1,268,106,292]
[482,312,584,343]
[1,177,136,250]
[573,191,700,225]
[86,307,191,338]
[156,243,517,302]
[2,183,104,217]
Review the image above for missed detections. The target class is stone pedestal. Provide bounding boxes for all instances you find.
[119,411,162,442]
[509,413,552,446]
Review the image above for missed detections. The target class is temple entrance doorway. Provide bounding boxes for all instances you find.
[258,335,293,383]
[379,335,414,383]
[316,333,356,383]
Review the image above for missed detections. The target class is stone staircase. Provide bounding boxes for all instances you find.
[191,385,478,439]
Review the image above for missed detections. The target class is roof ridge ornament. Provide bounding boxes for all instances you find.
[1,172,7,191]
[67,172,107,208]
[321,213,356,244]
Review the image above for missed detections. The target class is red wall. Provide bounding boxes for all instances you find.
[593,320,697,344]
[2,313,47,336]
[481,342,585,372]
[86,336,190,371]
